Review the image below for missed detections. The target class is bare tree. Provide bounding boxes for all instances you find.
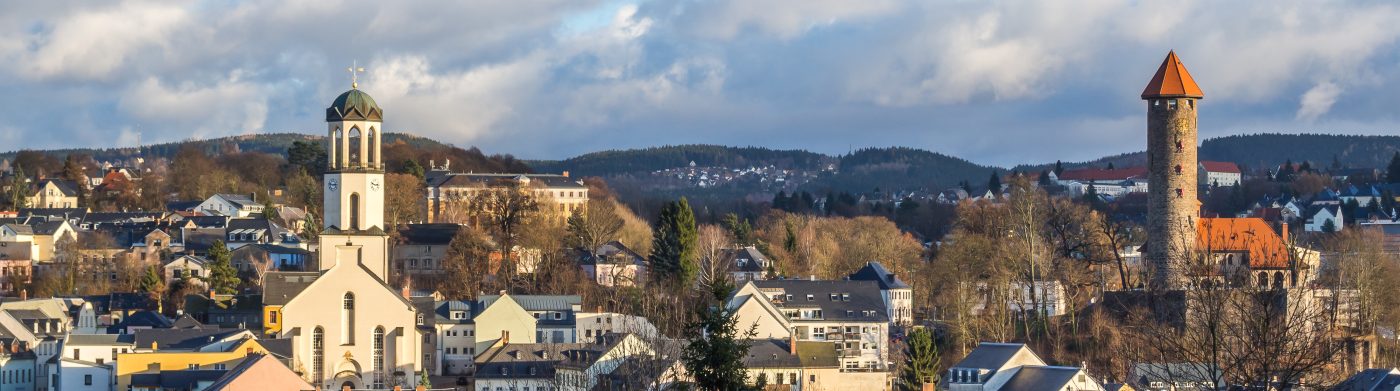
[694,224,733,287]
[468,181,540,278]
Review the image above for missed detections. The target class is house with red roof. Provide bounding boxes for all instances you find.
[1198,161,1242,187]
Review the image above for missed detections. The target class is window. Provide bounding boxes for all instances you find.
[84,374,92,386]
[313,327,325,383]
[342,293,355,344]
[349,193,361,230]
[188,364,200,370]
[373,327,386,388]
[790,373,797,385]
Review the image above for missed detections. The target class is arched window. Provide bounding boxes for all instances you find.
[372,327,385,388]
[342,293,355,345]
[331,128,343,169]
[368,127,379,168]
[348,127,362,168]
[312,327,325,385]
[349,193,361,231]
[1257,272,1268,288]
[1272,272,1285,290]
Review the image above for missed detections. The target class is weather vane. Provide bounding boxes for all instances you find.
[347,60,365,89]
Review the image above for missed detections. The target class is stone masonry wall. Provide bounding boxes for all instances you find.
[1144,98,1199,290]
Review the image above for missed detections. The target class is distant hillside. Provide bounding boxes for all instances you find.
[0,132,457,163]
[528,144,830,176]
[1016,133,1400,173]
[814,147,999,193]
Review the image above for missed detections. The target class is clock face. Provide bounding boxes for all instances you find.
[370,179,381,191]
[327,179,339,191]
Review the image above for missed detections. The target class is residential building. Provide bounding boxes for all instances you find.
[847,261,913,326]
[730,280,891,371]
[1128,363,1222,391]
[392,223,458,286]
[230,243,310,275]
[946,342,1104,391]
[1053,167,1150,197]
[55,334,136,391]
[1305,205,1344,232]
[162,255,209,287]
[115,335,267,390]
[201,353,312,391]
[196,194,264,218]
[578,241,647,287]
[721,246,771,283]
[27,179,80,209]
[555,333,657,391]
[743,338,886,391]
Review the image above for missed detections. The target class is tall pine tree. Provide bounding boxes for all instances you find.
[650,198,698,285]
[1388,152,1400,183]
[987,171,1002,193]
[681,279,754,390]
[899,328,940,390]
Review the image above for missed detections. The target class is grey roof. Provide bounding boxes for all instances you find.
[479,294,581,312]
[258,338,294,359]
[214,194,258,209]
[427,172,585,189]
[1000,366,1084,391]
[475,343,589,380]
[31,179,80,197]
[112,310,174,331]
[65,333,136,346]
[183,216,230,228]
[953,342,1029,370]
[848,261,911,290]
[31,221,65,235]
[434,300,474,324]
[752,279,889,322]
[131,328,243,351]
[2,224,33,235]
[397,223,462,245]
[0,241,31,261]
[721,246,768,272]
[234,243,311,256]
[1334,368,1400,391]
[262,272,320,306]
[742,339,839,368]
[579,241,645,266]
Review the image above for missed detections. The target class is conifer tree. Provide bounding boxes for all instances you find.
[899,328,940,390]
[650,198,698,285]
[987,171,1002,193]
[1387,152,1400,183]
[206,240,240,294]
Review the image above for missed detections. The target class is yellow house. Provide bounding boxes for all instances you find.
[116,338,270,390]
[261,271,320,336]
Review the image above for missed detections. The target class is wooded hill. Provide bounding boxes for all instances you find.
[1015,133,1400,174]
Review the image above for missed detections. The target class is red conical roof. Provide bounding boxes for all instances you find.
[1141,51,1203,99]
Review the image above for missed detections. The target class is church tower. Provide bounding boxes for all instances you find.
[1142,51,1203,290]
[320,86,390,280]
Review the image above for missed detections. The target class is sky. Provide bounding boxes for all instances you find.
[3,0,1400,167]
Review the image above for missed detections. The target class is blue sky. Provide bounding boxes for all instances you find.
[3,0,1400,166]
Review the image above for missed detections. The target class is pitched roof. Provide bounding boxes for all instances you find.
[131,328,245,351]
[1197,218,1291,269]
[848,261,910,290]
[1333,368,1400,391]
[1199,161,1240,174]
[743,339,839,368]
[751,279,889,322]
[1141,51,1204,99]
[396,223,462,245]
[953,342,1035,370]
[478,294,581,312]
[1001,366,1087,391]
[427,172,585,189]
[721,246,769,272]
[262,272,320,306]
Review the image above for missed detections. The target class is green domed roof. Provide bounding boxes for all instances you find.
[326,89,383,122]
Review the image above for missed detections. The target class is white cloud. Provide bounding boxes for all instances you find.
[118,73,268,139]
[1295,81,1342,122]
[678,0,902,40]
[18,1,190,81]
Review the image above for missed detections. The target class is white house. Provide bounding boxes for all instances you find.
[196,194,264,218]
[162,255,209,287]
[947,342,1103,391]
[847,261,914,326]
[1199,161,1242,187]
[730,280,891,372]
[1305,205,1344,232]
[971,280,1067,317]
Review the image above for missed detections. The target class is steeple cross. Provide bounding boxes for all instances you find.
[347,60,365,89]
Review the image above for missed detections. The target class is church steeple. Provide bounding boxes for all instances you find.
[323,86,386,234]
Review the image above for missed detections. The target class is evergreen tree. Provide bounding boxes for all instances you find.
[650,198,698,285]
[722,213,756,246]
[1053,160,1065,176]
[402,159,426,179]
[1388,152,1400,183]
[206,240,240,294]
[1322,218,1337,233]
[1106,162,1115,169]
[1037,170,1053,187]
[754,373,768,389]
[1277,159,1296,182]
[899,328,940,391]
[771,191,788,212]
[987,171,1002,193]
[681,280,754,391]
[287,141,328,176]
[139,265,166,304]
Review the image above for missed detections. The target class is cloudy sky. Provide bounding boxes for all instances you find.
[3,0,1400,166]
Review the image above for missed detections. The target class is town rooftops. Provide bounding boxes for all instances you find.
[130,370,228,389]
[478,294,581,312]
[721,246,769,272]
[1198,218,1291,269]
[65,333,135,346]
[579,241,645,266]
[752,279,889,322]
[1142,51,1204,99]
[30,179,80,197]
[212,193,258,209]
[131,328,246,351]
[743,338,839,369]
[848,261,910,290]
[1334,368,1400,391]
[474,342,590,379]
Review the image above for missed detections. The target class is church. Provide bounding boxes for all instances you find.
[266,84,424,389]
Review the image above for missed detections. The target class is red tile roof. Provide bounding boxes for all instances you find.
[1142,51,1204,99]
[1056,167,1148,182]
[1199,161,1240,174]
[1198,218,1290,269]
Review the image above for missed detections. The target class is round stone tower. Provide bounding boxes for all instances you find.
[1141,51,1203,291]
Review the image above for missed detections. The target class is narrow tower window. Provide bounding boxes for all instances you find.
[372,327,385,388]
[348,127,362,168]
[332,128,343,169]
[1176,188,1184,198]
[312,327,325,384]
[1174,165,1183,174]
[349,193,360,230]
[368,128,379,168]
[341,293,355,345]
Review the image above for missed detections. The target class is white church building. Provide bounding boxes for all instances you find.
[269,85,424,389]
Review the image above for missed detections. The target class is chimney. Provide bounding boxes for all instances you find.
[562,171,570,178]
[209,289,217,299]
[19,289,26,301]
[401,279,412,300]
[1281,221,1289,243]
[789,333,798,355]
[501,330,510,345]
[595,306,603,313]
[394,387,402,391]
[343,386,352,391]
[151,341,158,351]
